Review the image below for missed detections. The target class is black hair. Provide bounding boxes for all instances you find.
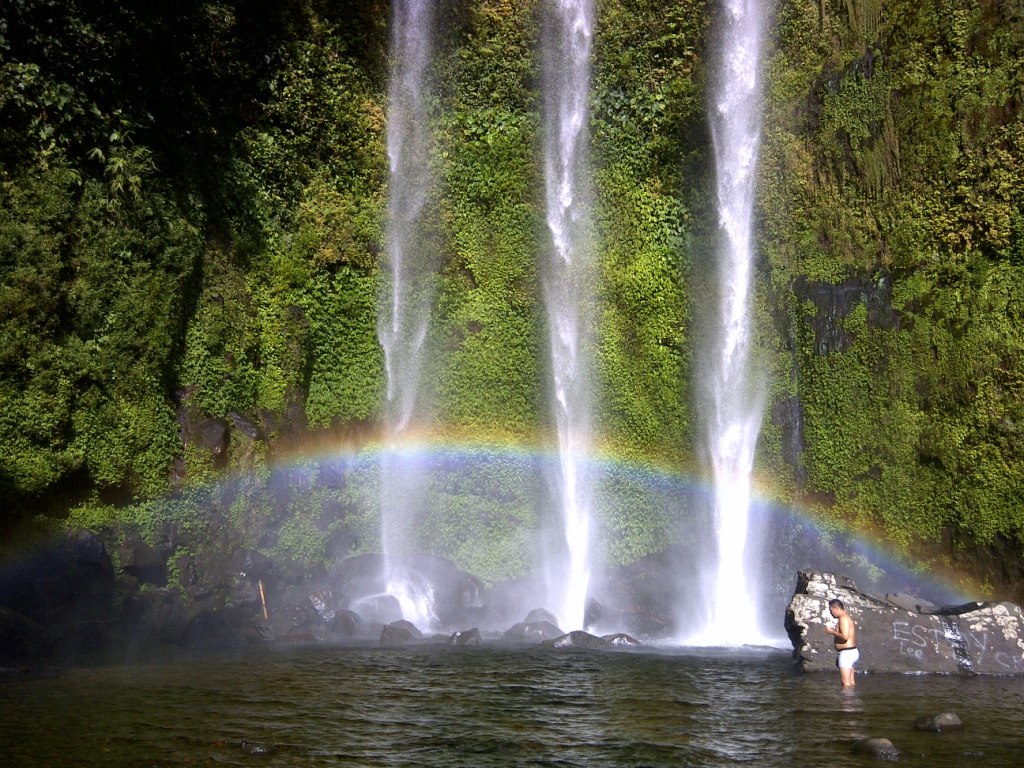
[828,599,844,610]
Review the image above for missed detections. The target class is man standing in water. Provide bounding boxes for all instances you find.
[824,599,858,686]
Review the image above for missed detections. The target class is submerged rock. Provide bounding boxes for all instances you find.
[602,633,641,647]
[380,621,420,645]
[543,630,610,650]
[502,621,563,643]
[448,627,482,646]
[850,737,898,760]
[785,570,1024,675]
[913,712,963,732]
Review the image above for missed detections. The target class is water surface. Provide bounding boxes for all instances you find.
[2,645,1021,766]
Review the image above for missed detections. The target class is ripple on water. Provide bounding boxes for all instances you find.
[1,645,1023,767]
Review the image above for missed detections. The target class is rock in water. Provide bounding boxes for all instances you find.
[542,630,610,650]
[380,621,419,645]
[785,570,1024,675]
[913,712,963,732]
[850,737,899,760]
[448,628,482,646]
[524,608,560,628]
[602,633,641,647]
[502,621,563,643]
[353,595,403,626]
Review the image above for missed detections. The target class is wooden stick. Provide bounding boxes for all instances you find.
[258,579,268,620]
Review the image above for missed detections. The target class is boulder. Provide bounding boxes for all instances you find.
[118,538,167,587]
[850,737,898,760]
[785,570,1024,675]
[502,621,563,643]
[121,587,188,646]
[602,633,641,647]
[543,630,610,650]
[353,595,402,626]
[325,610,361,639]
[308,588,350,621]
[524,608,560,628]
[913,712,963,733]
[388,619,423,639]
[328,554,484,628]
[0,529,118,656]
[380,622,418,645]
[448,627,482,646]
[182,610,265,650]
[227,548,277,583]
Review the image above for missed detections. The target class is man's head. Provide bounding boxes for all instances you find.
[828,598,845,617]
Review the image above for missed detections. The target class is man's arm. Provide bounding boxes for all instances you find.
[825,617,851,641]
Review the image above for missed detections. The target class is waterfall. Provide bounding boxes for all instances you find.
[692,0,770,645]
[378,0,436,627]
[541,0,596,632]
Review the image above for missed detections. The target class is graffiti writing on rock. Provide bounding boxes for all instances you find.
[892,622,944,660]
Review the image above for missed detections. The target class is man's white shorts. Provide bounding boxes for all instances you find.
[837,647,860,669]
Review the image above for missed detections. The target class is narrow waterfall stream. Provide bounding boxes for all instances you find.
[693,0,770,645]
[378,0,437,627]
[541,0,597,631]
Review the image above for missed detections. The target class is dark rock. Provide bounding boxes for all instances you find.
[380,622,418,645]
[602,633,641,647]
[796,273,900,356]
[266,589,323,639]
[278,630,324,644]
[389,619,423,639]
[448,627,482,646]
[241,741,276,756]
[308,588,350,621]
[0,606,52,662]
[850,737,898,760]
[121,588,188,646]
[0,529,117,656]
[228,411,264,441]
[586,552,676,640]
[329,553,485,628]
[785,570,1024,675]
[228,548,277,583]
[524,608,560,628]
[181,611,265,650]
[885,593,938,614]
[326,610,362,639]
[502,621,563,643]
[330,554,387,600]
[353,594,402,626]
[188,417,230,468]
[119,538,167,587]
[913,712,963,732]
[543,630,611,650]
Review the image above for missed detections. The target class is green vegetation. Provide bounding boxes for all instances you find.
[759,0,1024,573]
[2,0,1023,592]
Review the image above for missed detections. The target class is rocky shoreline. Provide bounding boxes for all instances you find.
[0,529,657,663]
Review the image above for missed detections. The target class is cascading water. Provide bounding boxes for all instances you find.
[377,0,437,628]
[692,0,770,646]
[541,0,596,632]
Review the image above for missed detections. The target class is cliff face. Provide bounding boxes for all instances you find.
[758,0,1024,593]
[1,0,1022,594]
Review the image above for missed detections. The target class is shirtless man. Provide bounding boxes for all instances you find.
[824,598,858,686]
